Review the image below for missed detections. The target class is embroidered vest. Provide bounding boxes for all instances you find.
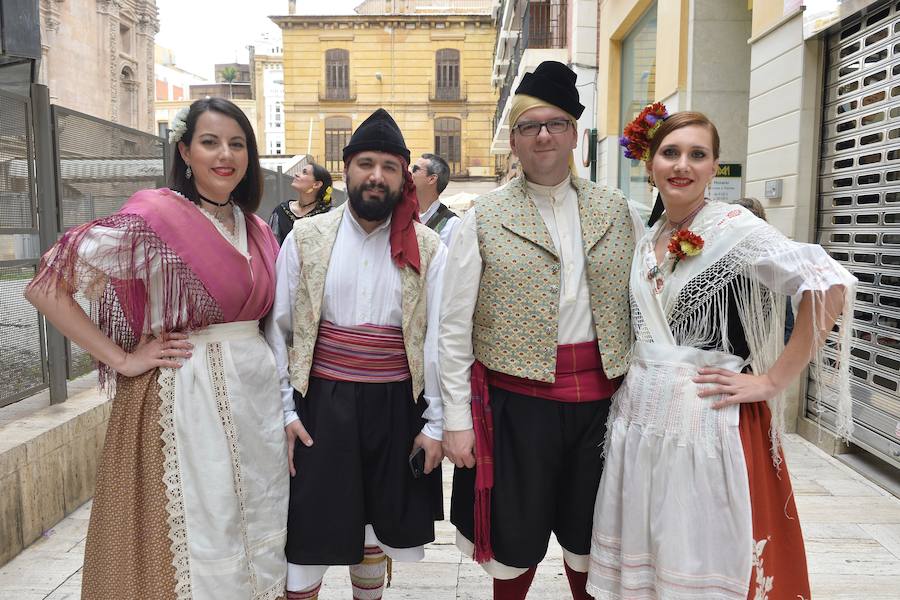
[472,176,634,382]
[288,205,440,400]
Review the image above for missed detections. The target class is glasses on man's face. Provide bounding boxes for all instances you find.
[513,118,572,137]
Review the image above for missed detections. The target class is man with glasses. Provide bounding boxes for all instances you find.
[411,153,461,247]
[439,61,636,600]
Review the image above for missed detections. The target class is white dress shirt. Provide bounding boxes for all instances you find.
[439,176,596,431]
[264,209,447,440]
[419,200,462,249]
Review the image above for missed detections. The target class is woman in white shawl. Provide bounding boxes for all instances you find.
[587,108,856,600]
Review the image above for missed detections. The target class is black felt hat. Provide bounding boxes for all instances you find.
[342,108,410,165]
[514,61,585,119]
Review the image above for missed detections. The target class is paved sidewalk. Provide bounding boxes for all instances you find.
[1,434,898,599]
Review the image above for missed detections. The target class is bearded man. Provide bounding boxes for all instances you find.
[265,108,446,600]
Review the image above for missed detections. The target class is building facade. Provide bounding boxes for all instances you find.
[38,0,159,132]
[154,45,209,138]
[250,38,286,157]
[273,2,498,179]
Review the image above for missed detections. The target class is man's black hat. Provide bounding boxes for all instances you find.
[342,108,411,165]
[514,61,585,119]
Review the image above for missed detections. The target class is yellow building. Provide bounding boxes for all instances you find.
[272,6,497,179]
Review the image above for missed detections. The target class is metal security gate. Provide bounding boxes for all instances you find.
[813,0,900,468]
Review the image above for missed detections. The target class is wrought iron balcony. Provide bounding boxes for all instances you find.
[493,0,567,138]
[318,80,357,102]
[429,80,468,102]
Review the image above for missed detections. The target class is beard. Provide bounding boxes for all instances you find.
[348,180,402,221]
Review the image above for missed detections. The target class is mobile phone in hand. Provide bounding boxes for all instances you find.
[409,446,426,479]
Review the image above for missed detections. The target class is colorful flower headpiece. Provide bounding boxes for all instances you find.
[168,107,190,144]
[620,102,669,162]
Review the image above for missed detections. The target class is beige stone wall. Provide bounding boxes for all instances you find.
[0,390,111,566]
[39,0,159,133]
[275,15,497,178]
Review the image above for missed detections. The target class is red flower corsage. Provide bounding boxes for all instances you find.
[667,229,704,271]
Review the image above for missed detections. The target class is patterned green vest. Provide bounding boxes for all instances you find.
[473,176,634,382]
[288,205,441,400]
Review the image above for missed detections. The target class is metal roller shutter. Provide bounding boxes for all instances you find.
[811,0,900,469]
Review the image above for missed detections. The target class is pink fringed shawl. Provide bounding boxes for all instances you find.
[28,188,280,386]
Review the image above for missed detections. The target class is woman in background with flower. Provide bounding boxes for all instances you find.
[268,161,333,246]
[25,97,288,600]
[587,109,856,599]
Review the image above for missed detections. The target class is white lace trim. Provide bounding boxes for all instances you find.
[197,203,248,255]
[207,343,269,598]
[158,367,193,600]
[258,578,288,600]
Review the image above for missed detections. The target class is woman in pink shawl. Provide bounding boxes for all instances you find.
[26,98,288,600]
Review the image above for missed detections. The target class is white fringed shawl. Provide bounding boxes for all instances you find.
[633,201,856,460]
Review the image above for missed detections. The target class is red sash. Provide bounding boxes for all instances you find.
[471,340,621,563]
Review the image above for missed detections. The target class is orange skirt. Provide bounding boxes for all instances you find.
[740,401,811,599]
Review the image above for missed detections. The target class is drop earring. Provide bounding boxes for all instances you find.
[186,165,193,179]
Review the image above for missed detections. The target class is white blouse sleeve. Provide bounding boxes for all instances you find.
[263,230,301,428]
[438,208,482,431]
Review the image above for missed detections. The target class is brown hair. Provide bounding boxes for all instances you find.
[648,111,720,161]
[734,197,767,221]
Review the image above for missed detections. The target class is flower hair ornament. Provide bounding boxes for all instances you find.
[168,107,190,144]
[619,102,669,162]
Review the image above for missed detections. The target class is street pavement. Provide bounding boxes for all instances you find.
[1,434,898,599]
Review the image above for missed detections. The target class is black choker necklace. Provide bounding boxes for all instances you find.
[198,193,232,207]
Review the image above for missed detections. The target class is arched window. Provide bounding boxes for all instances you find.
[325,49,350,100]
[434,117,461,174]
[325,116,352,173]
[119,66,137,128]
[435,49,460,100]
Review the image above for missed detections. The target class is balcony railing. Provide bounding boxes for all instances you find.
[493,0,567,134]
[528,0,567,49]
[429,80,468,102]
[318,80,357,102]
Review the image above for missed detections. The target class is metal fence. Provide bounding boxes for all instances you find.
[0,88,44,408]
[52,106,169,379]
[0,86,302,407]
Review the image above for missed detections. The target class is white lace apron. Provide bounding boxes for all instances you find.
[587,224,754,598]
[159,320,288,600]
